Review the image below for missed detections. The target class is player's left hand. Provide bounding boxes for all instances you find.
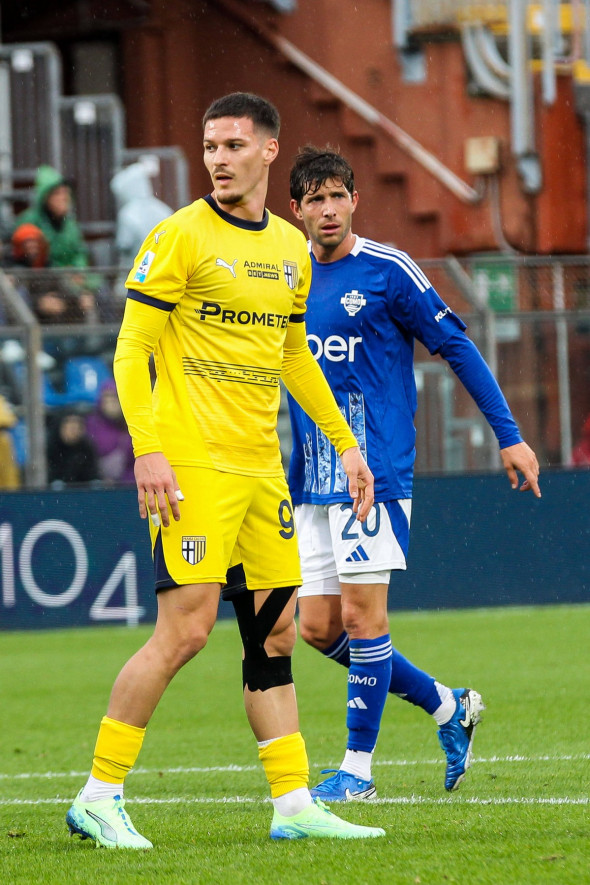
[339,446,375,521]
[500,441,541,498]
[134,451,185,527]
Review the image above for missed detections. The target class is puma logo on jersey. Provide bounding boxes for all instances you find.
[216,257,238,278]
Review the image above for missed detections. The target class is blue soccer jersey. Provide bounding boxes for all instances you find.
[287,236,518,504]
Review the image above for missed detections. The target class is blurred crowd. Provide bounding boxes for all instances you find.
[0,160,172,489]
[1,162,589,490]
[46,380,135,488]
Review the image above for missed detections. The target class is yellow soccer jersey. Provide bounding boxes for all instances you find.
[117,195,311,476]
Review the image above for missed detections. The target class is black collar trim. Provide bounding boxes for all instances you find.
[203,193,269,231]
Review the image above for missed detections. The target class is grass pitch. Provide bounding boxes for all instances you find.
[1,604,588,884]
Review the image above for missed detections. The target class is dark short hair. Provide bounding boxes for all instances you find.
[202,92,280,138]
[289,145,355,204]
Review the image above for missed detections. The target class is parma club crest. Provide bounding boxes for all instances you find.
[182,536,206,565]
[283,260,298,290]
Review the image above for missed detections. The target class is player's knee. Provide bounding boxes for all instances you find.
[298,617,333,650]
[265,617,297,657]
[341,603,388,639]
[172,625,211,667]
[299,601,346,649]
[341,601,369,637]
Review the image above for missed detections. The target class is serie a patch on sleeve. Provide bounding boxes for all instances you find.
[134,250,156,283]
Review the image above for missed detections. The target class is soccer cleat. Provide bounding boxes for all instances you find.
[270,796,385,840]
[310,769,377,802]
[66,789,153,849]
[438,687,485,792]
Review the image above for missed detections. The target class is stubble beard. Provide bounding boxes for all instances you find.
[317,230,345,251]
[215,190,243,206]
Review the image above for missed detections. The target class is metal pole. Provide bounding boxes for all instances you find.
[541,0,557,105]
[0,49,13,232]
[508,0,542,191]
[552,264,573,464]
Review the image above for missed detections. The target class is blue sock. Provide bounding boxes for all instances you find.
[346,635,392,752]
[389,647,444,715]
[322,631,351,666]
[321,630,442,715]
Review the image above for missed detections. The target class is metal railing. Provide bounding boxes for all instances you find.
[0,266,124,488]
[2,256,590,489]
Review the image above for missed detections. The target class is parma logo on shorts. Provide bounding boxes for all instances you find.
[182,536,206,565]
[283,260,298,290]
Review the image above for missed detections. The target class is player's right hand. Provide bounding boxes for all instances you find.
[500,441,541,498]
[339,446,375,522]
[134,452,184,527]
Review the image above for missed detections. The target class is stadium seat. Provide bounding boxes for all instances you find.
[61,356,112,404]
[43,372,68,407]
[9,357,67,408]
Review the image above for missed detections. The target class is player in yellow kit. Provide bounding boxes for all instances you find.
[66,92,385,847]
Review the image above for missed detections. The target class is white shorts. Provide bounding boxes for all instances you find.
[295,500,412,597]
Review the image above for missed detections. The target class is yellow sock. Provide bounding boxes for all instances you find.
[91,716,146,784]
[258,732,309,798]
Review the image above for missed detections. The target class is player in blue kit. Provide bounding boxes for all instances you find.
[287,146,541,800]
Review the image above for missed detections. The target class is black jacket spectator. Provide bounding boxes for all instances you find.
[47,412,100,486]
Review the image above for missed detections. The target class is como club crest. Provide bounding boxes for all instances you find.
[182,536,206,565]
[340,288,367,316]
[283,260,298,290]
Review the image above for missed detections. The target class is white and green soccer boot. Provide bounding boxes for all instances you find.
[66,789,153,849]
[270,796,385,840]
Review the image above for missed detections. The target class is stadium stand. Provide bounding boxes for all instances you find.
[0,39,188,486]
[0,43,62,187]
[59,94,125,244]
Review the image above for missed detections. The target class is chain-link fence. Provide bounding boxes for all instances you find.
[2,256,590,489]
[0,266,124,489]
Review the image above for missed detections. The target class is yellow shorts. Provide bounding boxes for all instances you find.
[148,465,302,591]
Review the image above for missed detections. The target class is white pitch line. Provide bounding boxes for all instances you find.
[0,765,259,781]
[1,753,588,782]
[1,796,588,807]
[372,753,590,767]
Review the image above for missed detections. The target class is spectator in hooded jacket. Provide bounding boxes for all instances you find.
[8,223,87,324]
[15,166,89,268]
[9,222,48,270]
[110,161,173,269]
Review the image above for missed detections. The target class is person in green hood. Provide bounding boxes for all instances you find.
[15,165,88,268]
